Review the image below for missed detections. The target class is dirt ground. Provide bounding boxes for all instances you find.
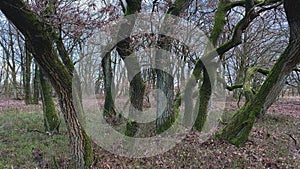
[1,96,299,116]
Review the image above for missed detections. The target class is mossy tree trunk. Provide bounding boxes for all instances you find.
[102,52,116,118]
[116,0,144,136]
[155,43,175,133]
[188,0,251,130]
[194,0,229,131]
[155,0,192,134]
[192,0,268,131]
[124,60,145,136]
[155,68,175,134]
[0,1,94,167]
[24,40,33,104]
[194,67,212,130]
[241,67,269,103]
[219,0,300,146]
[40,69,60,132]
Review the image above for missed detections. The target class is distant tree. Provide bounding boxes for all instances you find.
[23,40,33,104]
[0,24,21,99]
[32,63,40,104]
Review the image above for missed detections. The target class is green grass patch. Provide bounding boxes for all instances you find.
[0,110,69,168]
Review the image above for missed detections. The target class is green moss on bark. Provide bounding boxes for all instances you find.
[210,0,228,46]
[83,130,94,167]
[194,68,212,131]
[156,116,176,135]
[125,120,138,137]
[24,44,32,105]
[125,0,142,15]
[40,69,60,132]
[219,38,300,146]
[217,103,256,146]
[174,92,182,119]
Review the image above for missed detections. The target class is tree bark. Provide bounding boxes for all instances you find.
[155,0,192,134]
[32,63,40,104]
[24,40,33,104]
[193,0,230,131]
[115,0,144,136]
[40,69,60,133]
[102,52,116,118]
[194,67,212,131]
[4,60,9,97]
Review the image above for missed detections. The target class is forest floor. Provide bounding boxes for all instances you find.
[0,97,299,168]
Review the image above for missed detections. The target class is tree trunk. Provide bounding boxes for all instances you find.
[219,0,300,146]
[193,0,229,131]
[123,56,145,136]
[0,1,94,167]
[24,40,33,104]
[194,68,212,131]
[8,24,19,99]
[40,69,60,132]
[155,0,192,133]
[32,63,40,104]
[155,68,175,133]
[95,66,102,95]
[116,0,144,136]
[102,52,116,118]
[155,37,175,134]
[4,61,9,97]
[193,0,261,131]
